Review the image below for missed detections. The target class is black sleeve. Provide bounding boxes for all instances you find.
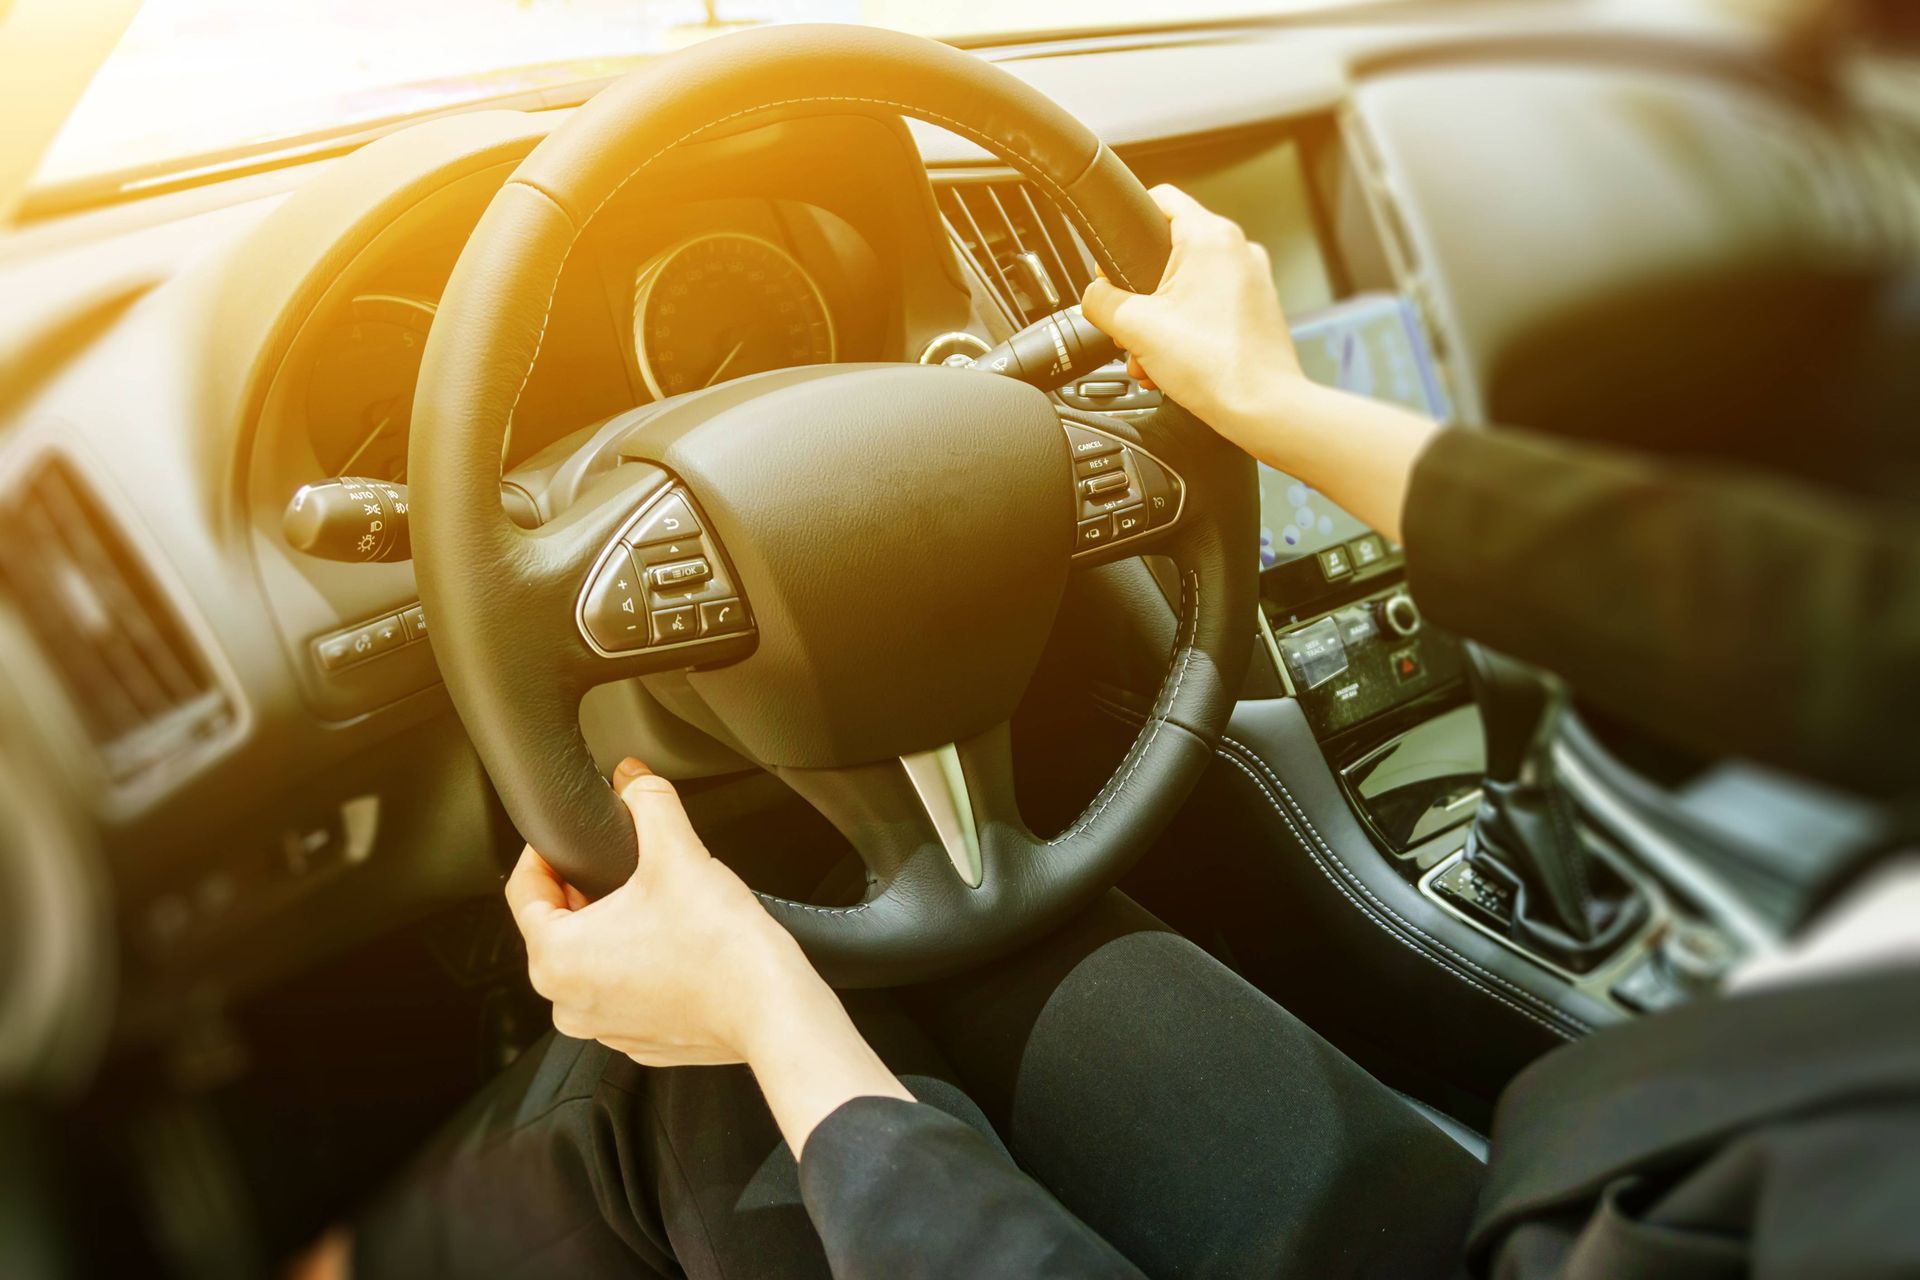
[798,1096,1144,1280]
[1403,425,1920,796]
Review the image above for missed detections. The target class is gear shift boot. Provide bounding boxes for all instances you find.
[1465,780,1647,972]
[1457,644,1649,973]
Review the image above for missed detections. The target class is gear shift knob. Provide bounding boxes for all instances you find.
[1463,643,1560,784]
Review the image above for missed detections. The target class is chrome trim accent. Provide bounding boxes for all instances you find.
[1417,831,1672,1012]
[1554,741,1782,956]
[917,331,991,366]
[901,743,983,888]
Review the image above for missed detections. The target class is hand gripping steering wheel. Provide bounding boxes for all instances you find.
[412,24,1258,986]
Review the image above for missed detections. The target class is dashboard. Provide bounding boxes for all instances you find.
[0,10,1907,1083]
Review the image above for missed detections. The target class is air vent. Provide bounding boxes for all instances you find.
[0,457,234,786]
[936,177,1098,326]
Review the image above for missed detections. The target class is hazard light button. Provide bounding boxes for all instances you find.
[581,546,648,653]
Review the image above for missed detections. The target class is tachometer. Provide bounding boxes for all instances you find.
[305,293,435,483]
[632,232,835,399]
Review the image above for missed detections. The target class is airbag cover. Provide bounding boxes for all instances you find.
[636,364,1073,768]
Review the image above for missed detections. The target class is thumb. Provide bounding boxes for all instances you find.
[614,757,704,869]
[1081,275,1146,347]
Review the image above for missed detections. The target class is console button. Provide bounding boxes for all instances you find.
[1063,424,1121,459]
[627,492,702,546]
[1318,546,1352,579]
[1390,645,1423,683]
[1276,616,1348,689]
[315,630,364,672]
[698,599,748,637]
[650,605,697,645]
[581,548,649,652]
[1112,506,1148,539]
[648,557,712,590]
[1077,516,1113,549]
[1350,534,1386,569]
[1334,605,1376,647]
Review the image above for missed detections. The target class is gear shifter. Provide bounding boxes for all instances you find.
[1456,644,1647,972]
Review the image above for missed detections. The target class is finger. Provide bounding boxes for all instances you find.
[1126,356,1157,391]
[619,764,703,864]
[1081,276,1140,339]
[505,845,570,937]
[611,756,646,791]
[1146,183,1204,218]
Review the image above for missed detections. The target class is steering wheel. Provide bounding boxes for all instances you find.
[412,23,1257,986]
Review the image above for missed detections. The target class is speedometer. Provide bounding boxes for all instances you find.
[632,232,836,399]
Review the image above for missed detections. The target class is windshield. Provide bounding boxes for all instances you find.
[32,0,1314,194]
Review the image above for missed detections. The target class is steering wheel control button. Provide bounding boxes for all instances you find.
[627,492,702,546]
[650,605,697,644]
[698,599,748,637]
[1277,617,1349,690]
[648,557,713,590]
[1131,452,1182,528]
[1063,424,1121,459]
[581,548,649,652]
[1062,423,1185,558]
[400,604,429,643]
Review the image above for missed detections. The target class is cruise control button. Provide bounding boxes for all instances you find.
[400,604,428,642]
[651,605,697,644]
[1077,516,1112,549]
[581,548,648,652]
[363,613,406,654]
[1075,452,1124,478]
[648,557,712,590]
[1063,424,1121,459]
[1112,506,1147,539]
[627,492,702,546]
[1081,471,1130,499]
[315,631,363,672]
[698,599,748,636]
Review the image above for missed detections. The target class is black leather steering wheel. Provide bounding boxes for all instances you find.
[412,23,1257,986]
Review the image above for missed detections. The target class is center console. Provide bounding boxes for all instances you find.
[1245,294,1743,1030]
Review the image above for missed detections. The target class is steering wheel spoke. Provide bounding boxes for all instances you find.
[772,723,1031,893]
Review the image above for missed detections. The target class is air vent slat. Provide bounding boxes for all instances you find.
[34,472,201,706]
[0,456,232,787]
[935,176,1095,327]
[941,186,1030,326]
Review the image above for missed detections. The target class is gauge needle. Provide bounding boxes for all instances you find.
[339,411,394,476]
[701,340,747,389]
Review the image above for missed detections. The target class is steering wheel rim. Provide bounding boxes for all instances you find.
[412,23,1258,986]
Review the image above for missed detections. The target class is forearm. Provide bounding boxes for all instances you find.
[742,965,913,1158]
[1222,376,1440,543]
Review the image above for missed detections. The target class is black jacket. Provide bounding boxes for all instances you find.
[794,424,1920,1278]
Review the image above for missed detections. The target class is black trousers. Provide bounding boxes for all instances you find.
[353,894,1485,1278]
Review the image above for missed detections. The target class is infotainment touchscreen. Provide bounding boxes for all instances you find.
[1259,294,1450,571]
